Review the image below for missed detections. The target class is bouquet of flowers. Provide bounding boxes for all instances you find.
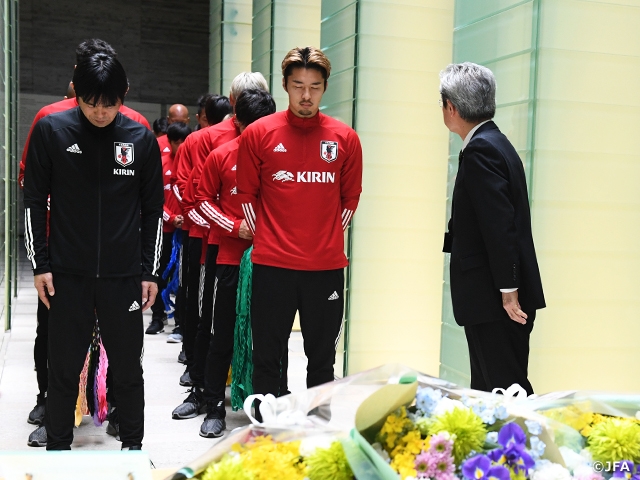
[368,385,640,480]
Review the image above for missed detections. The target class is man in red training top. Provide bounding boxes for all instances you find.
[195,88,276,437]
[236,46,363,415]
[146,122,191,335]
[157,104,191,155]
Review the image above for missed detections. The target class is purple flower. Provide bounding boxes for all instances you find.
[462,455,510,480]
[498,423,526,449]
[613,461,636,480]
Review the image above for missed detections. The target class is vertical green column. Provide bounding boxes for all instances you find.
[210,0,253,96]
[252,0,320,110]
[439,0,540,386]
[2,0,18,330]
[329,0,454,377]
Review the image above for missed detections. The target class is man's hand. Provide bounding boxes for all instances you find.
[502,290,527,325]
[172,215,184,228]
[141,281,158,312]
[239,219,253,240]
[34,273,55,309]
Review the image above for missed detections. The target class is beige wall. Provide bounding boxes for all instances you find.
[529,0,640,393]
[347,0,454,377]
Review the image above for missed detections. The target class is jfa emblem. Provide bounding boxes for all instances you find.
[320,140,338,163]
[114,142,135,167]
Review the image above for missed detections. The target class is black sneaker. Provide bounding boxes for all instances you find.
[28,425,47,447]
[177,349,187,364]
[199,402,226,438]
[171,387,206,419]
[27,403,45,425]
[179,370,193,386]
[122,445,142,450]
[145,318,164,335]
[106,407,120,440]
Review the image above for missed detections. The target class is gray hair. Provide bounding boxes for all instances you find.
[230,72,269,100]
[439,62,496,122]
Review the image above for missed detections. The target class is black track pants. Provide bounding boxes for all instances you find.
[34,298,49,402]
[45,273,145,450]
[203,264,239,405]
[183,236,203,369]
[251,265,344,397]
[190,244,218,387]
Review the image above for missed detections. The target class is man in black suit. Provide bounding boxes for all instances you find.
[440,62,545,395]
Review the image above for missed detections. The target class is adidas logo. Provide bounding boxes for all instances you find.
[232,165,237,171]
[129,301,140,312]
[273,143,287,153]
[328,291,339,301]
[165,170,172,175]
[66,143,82,154]
[230,186,237,195]
[163,147,171,153]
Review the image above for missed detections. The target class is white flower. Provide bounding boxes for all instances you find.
[371,442,391,463]
[486,431,499,443]
[432,397,467,416]
[532,462,572,480]
[298,434,335,457]
[558,446,590,471]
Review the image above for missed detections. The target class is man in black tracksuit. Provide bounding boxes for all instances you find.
[23,53,163,450]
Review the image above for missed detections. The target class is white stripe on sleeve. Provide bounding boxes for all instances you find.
[152,218,162,276]
[172,184,182,202]
[187,209,210,227]
[25,208,37,269]
[200,201,234,232]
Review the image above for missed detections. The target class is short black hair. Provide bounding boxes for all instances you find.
[234,89,276,128]
[75,39,117,64]
[166,122,192,142]
[153,117,168,135]
[196,94,213,115]
[205,95,233,125]
[73,53,128,107]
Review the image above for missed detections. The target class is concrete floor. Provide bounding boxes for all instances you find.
[0,256,308,470]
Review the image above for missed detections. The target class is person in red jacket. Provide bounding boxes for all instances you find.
[171,77,269,421]
[194,89,276,437]
[22,38,151,447]
[236,47,363,417]
[157,104,191,155]
[146,122,191,335]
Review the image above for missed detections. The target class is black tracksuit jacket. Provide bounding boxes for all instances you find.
[23,107,164,282]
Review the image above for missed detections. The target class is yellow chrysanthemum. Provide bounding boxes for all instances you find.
[227,435,306,480]
[306,441,353,480]
[430,407,487,464]
[588,417,640,463]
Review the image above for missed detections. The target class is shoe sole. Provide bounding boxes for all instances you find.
[27,440,46,447]
[27,417,43,426]
[199,429,225,438]
[167,338,182,343]
[179,379,193,387]
[145,329,164,335]
[172,404,206,420]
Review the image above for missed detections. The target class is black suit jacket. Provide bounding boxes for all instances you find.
[444,121,545,326]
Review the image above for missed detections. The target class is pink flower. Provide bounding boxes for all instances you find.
[429,432,454,456]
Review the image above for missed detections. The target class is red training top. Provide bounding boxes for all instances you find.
[19,97,150,188]
[157,134,171,156]
[196,137,251,265]
[171,127,210,235]
[161,148,181,234]
[237,109,363,271]
[182,117,240,244]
